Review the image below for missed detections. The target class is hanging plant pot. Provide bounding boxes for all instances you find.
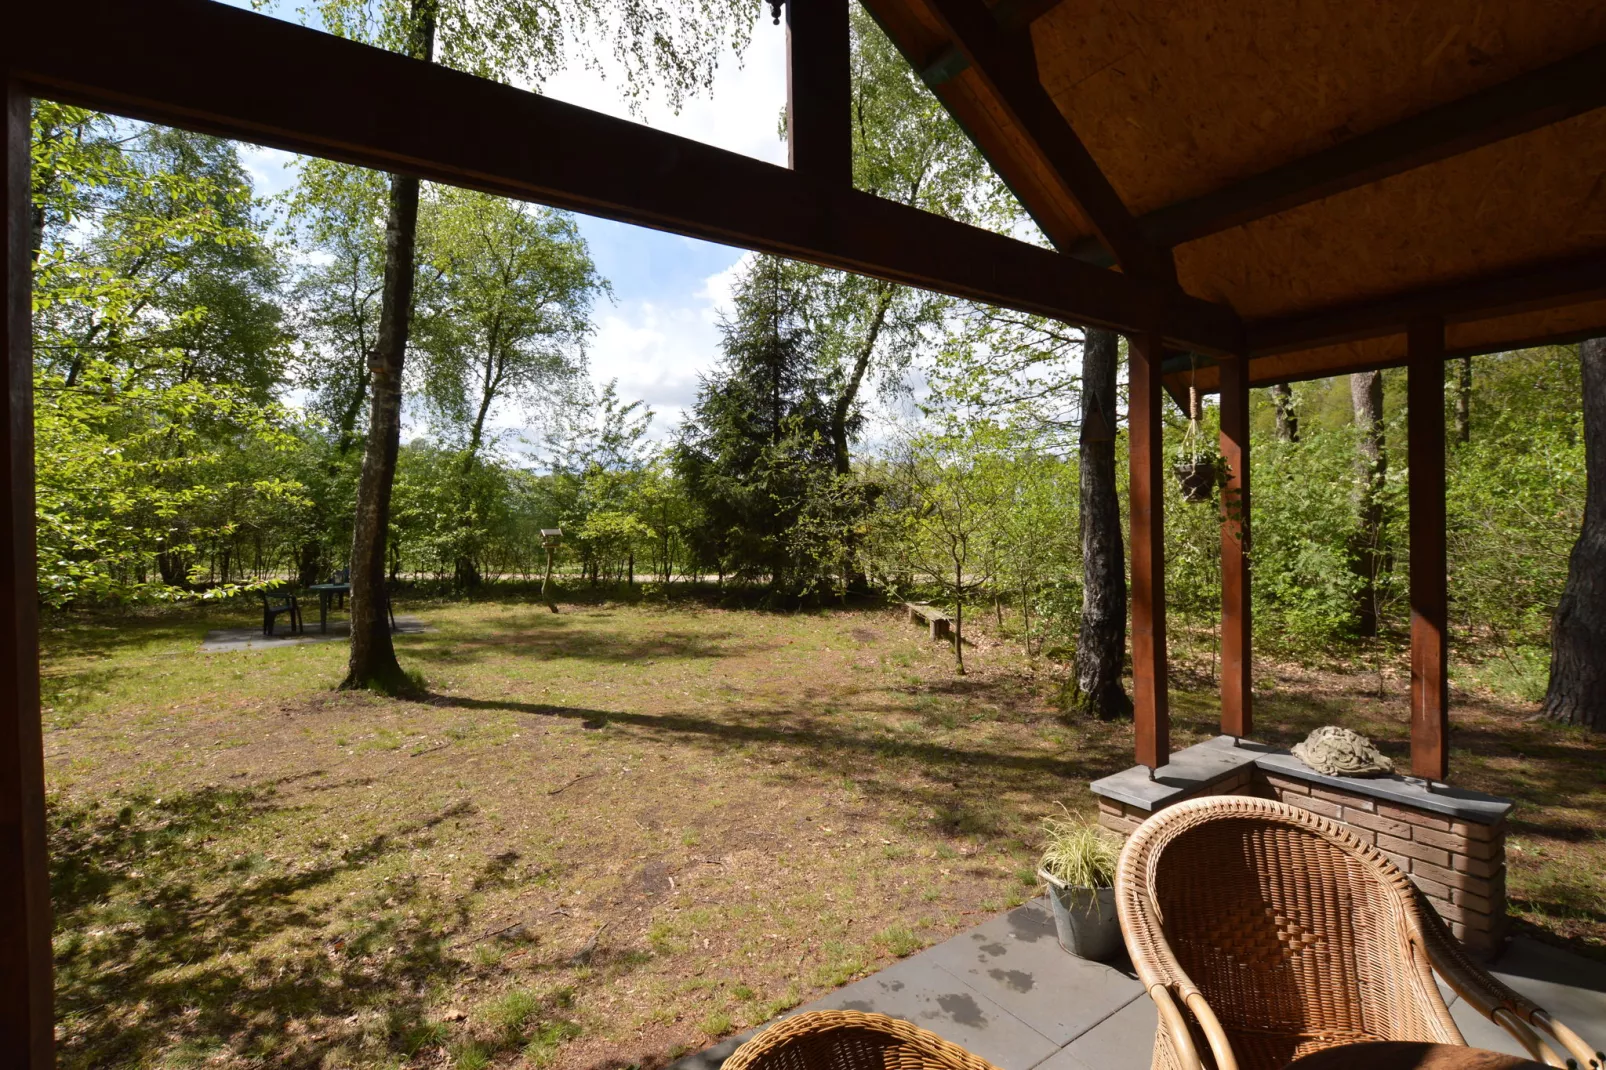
[1173,458,1219,503]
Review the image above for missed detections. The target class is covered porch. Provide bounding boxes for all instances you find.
[3,0,1605,1064]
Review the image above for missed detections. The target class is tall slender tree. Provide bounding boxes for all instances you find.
[1271,382,1299,442]
[1350,370,1385,637]
[412,188,602,587]
[295,0,754,689]
[1541,337,1606,728]
[1069,329,1130,717]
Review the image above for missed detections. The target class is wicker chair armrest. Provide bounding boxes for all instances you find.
[722,1011,1005,1070]
[1413,899,1599,1069]
[1148,983,1208,1070]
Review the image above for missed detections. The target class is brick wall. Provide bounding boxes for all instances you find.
[1261,772,1507,956]
[1097,766,1508,957]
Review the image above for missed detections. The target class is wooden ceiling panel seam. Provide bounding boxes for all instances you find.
[1064,40,1606,264]
[1031,3,1606,220]
[1244,250,1606,356]
[1170,109,1606,320]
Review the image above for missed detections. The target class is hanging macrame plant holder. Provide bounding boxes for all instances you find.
[1172,360,1222,504]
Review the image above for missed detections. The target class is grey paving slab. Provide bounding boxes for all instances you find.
[919,899,1142,1045]
[1489,937,1606,1045]
[670,909,1606,1070]
[1036,991,1158,1070]
[200,616,427,652]
[807,954,1062,1070]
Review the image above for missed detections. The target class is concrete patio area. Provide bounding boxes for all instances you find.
[675,898,1606,1070]
[199,616,428,653]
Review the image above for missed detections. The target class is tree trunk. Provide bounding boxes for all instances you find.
[1541,337,1606,729]
[1271,383,1299,442]
[1071,329,1131,719]
[1455,355,1472,444]
[953,584,966,675]
[1350,370,1386,638]
[342,18,433,693]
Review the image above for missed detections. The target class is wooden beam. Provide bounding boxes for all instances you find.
[1408,318,1450,782]
[787,0,852,185]
[1167,318,1606,397]
[991,0,1069,32]
[921,0,1175,282]
[1246,251,1606,357]
[1218,356,1251,740]
[1129,331,1170,769]
[1,79,53,1068]
[1,0,1243,355]
[1070,43,1606,262]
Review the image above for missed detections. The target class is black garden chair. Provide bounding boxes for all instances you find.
[260,586,303,637]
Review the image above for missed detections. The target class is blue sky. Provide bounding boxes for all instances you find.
[233,0,793,443]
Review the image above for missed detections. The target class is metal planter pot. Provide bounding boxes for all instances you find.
[1038,869,1122,961]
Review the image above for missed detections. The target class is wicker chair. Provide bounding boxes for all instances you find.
[1116,796,1600,1070]
[723,1011,1003,1070]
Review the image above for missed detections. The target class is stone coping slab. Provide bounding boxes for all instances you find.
[1088,735,1269,812]
[1091,735,1513,825]
[1255,751,1513,824]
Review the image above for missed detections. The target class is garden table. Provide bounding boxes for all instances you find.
[303,582,351,634]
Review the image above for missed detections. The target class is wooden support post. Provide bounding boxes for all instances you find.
[1408,317,1450,781]
[786,0,852,186]
[2,80,54,1067]
[1218,356,1252,738]
[1129,332,1169,768]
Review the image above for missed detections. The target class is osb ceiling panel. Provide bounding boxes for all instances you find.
[1030,0,1606,214]
[1174,110,1606,318]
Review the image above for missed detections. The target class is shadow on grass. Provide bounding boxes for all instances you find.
[404,615,758,668]
[50,784,486,1068]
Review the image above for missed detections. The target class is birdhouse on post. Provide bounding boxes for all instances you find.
[540,529,562,611]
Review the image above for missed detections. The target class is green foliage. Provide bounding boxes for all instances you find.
[675,256,857,599]
[32,105,305,605]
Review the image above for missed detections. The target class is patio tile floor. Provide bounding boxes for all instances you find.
[672,898,1606,1070]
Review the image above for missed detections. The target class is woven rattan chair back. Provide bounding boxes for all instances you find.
[723,1011,1005,1070]
[1117,796,1464,1070]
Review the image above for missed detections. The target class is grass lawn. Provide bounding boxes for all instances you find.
[40,592,1606,1069]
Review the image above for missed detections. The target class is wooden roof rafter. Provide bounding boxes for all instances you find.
[895,0,1177,282]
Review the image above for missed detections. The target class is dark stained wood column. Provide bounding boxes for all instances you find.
[1128,332,1170,768]
[1408,317,1450,781]
[1218,356,1252,738]
[2,80,54,1067]
[786,0,852,185]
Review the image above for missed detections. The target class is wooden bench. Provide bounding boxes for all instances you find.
[905,603,953,642]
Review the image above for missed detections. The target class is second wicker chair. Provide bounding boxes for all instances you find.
[1115,796,1598,1070]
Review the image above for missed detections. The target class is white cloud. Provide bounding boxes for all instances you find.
[584,255,753,441]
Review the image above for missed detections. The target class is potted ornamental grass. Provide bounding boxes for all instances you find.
[1037,806,1123,960]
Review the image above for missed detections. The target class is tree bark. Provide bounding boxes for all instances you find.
[1455,355,1472,444]
[1271,382,1299,442]
[1350,370,1386,638]
[1070,329,1131,719]
[1541,337,1606,729]
[342,1,434,692]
